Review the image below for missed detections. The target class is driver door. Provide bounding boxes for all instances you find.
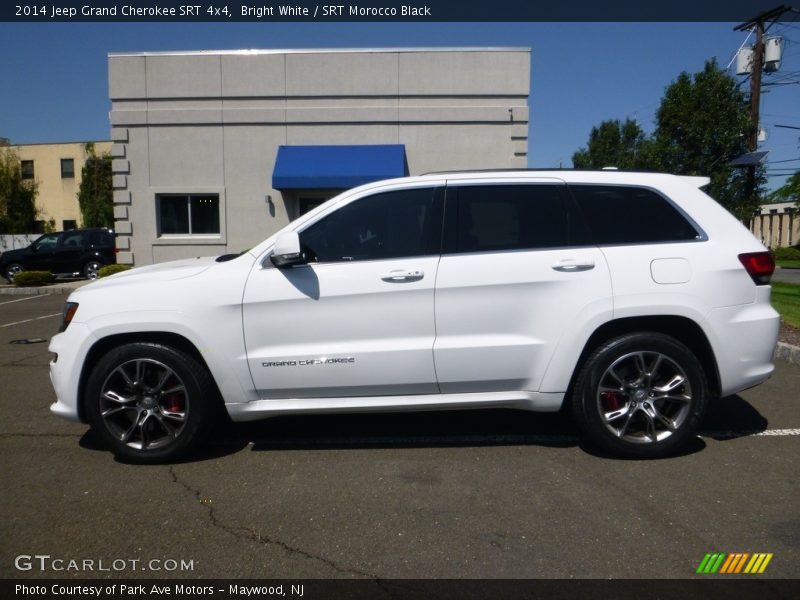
[243,185,444,399]
[26,233,61,271]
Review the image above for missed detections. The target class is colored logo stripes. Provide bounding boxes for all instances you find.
[696,553,773,574]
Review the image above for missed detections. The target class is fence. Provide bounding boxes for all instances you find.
[749,202,799,248]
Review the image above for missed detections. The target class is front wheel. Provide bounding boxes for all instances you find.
[84,342,216,463]
[4,263,23,283]
[570,333,708,459]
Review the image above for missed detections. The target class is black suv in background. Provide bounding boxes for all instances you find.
[1,228,116,282]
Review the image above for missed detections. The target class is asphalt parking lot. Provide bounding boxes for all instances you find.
[0,293,798,581]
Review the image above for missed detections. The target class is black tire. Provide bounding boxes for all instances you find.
[84,342,216,463]
[84,260,103,280]
[4,263,23,283]
[569,332,707,459]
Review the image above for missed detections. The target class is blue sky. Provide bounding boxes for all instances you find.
[0,21,798,190]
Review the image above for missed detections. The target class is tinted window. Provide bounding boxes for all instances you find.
[570,185,700,245]
[300,188,436,263]
[32,233,59,250]
[454,184,570,253]
[158,194,220,235]
[61,232,84,247]
[86,230,113,246]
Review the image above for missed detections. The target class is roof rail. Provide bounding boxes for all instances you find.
[420,167,667,176]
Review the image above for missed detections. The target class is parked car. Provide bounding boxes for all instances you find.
[48,172,779,463]
[1,228,116,282]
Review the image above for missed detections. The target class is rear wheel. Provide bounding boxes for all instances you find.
[84,342,216,463]
[570,333,707,458]
[84,260,103,280]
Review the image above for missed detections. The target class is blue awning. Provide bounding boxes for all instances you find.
[272,144,407,190]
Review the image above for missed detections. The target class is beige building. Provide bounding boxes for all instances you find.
[8,141,112,232]
[751,201,799,248]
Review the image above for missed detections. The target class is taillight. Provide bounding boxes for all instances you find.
[738,252,775,285]
[114,248,119,254]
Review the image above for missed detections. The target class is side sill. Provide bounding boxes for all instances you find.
[225,391,564,422]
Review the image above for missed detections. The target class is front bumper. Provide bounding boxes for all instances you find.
[49,322,97,423]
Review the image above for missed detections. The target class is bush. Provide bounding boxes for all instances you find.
[14,271,54,287]
[98,264,131,278]
[773,246,800,261]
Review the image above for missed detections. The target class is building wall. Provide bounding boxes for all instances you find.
[750,202,800,248]
[10,141,112,231]
[108,48,531,266]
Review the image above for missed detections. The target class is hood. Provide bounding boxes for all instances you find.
[1,247,27,260]
[81,256,218,290]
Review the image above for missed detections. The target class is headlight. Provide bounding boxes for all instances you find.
[58,302,79,332]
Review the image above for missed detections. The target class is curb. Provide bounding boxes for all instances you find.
[0,281,90,296]
[775,342,800,367]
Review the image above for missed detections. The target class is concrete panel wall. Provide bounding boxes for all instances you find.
[145,55,222,98]
[221,54,286,97]
[109,48,531,266]
[108,56,146,99]
[286,52,399,96]
[222,126,292,251]
[148,127,224,187]
[399,51,530,96]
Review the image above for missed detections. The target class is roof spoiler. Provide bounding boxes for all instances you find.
[678,175,711,189]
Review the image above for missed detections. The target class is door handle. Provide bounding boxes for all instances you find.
[552,259,595,272]
[381,269,424,282]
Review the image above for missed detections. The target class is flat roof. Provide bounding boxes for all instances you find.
[6,140,111,147]
[109,47,530,58]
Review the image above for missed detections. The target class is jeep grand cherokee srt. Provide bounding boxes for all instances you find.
[48,171,779,462]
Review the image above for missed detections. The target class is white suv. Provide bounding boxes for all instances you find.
[49,171,779,462]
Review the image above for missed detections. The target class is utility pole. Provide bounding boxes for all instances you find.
[734,5,792,209]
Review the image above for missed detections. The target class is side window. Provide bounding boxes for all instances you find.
[570,185,701,245]
[61,232,84,248]
[454,184,570,253]
[299,188,437,263]
[32,233,60,250]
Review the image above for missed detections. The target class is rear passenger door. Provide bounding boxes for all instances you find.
[433,179,612,394]
[568,184,707,317]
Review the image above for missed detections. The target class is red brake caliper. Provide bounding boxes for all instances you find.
[601,391,623,411]
[164,396,184,413]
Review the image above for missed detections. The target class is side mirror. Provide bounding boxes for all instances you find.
[270,231,306,268]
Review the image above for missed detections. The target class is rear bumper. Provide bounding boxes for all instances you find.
[706,287,780,397]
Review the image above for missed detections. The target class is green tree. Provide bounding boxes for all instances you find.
[0,147,38,233]
[572,118,654,170]
[652,59,758,221]
[78,143,113,228]
[769,171,800,205]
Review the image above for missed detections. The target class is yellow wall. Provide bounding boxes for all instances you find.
[10,141,112,230]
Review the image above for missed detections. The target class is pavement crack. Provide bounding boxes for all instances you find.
[167,466,380,580]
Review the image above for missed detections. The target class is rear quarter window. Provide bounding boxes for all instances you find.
[569,185,701,245]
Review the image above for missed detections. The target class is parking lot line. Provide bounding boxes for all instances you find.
[0,294,51,306]
[0,313,61,328]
